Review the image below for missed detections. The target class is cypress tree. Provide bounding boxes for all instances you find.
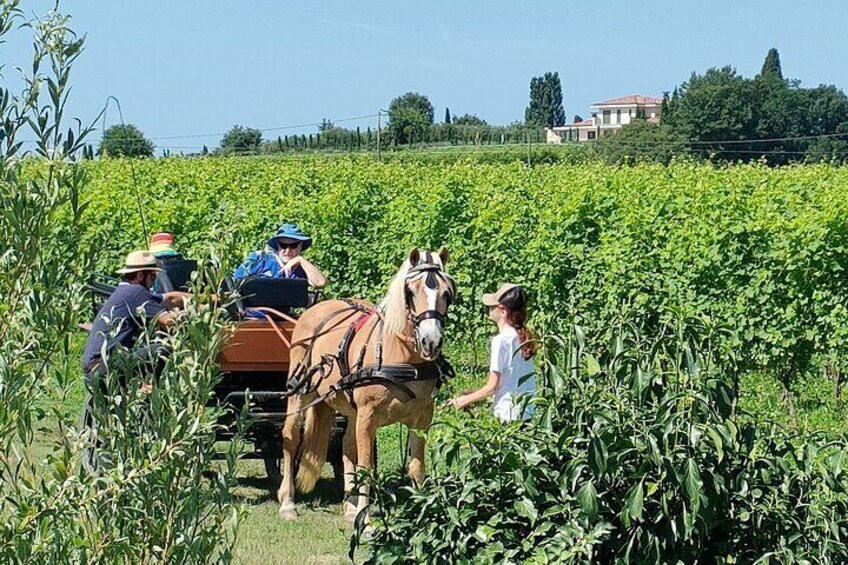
[445,107,452,124]
[525,72,566,127]
[760,48,784,81]
[277,136,283,151]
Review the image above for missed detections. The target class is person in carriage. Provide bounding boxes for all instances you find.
[149,232,183,262]
[233,223,326,288]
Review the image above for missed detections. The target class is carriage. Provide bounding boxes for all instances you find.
[85,259,346,490]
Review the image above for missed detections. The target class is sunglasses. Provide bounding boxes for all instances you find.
[277,241,300,250]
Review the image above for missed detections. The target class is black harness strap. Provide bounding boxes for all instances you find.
[285,262,457,412]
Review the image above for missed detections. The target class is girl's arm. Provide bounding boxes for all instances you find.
[448,371,501,410]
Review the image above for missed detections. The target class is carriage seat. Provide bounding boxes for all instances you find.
[237,277,309,311]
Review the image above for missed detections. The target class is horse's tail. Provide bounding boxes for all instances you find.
[295,401,334,493]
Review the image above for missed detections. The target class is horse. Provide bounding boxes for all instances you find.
[277,247,456,521]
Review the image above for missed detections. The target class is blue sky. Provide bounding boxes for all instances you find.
[6,1,847,152]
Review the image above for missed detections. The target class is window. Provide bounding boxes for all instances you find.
[602,110,611,125]
[587,131,596,140]
[616,109,621,124]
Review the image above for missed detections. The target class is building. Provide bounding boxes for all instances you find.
[546,94,665,143]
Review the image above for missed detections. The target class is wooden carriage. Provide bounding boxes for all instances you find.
[86,262,345,490]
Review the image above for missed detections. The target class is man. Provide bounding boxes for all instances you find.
[233,223,326,288]
[81,250,188,384]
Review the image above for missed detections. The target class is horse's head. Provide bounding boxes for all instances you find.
[399,247,456,360]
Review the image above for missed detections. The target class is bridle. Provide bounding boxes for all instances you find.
[404,262,457,330]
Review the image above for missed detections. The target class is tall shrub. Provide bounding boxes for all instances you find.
[0,3,244,562]
[353,316,848,563]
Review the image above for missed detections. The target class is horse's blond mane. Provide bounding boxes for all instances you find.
[380,259,412,337]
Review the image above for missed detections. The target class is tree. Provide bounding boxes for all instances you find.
[596,119,687,165]
[572,115,583,123]
[219,125,262,154]
[387,92,435,144]
[663,67,758,160]
[444,107,451,124]
[524,72,566,128]
[98,124,154,158]
[453,114,488,126]
[319,118,334,132]
[759,48,784,81]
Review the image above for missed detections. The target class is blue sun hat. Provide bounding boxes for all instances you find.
[268,223,312,251]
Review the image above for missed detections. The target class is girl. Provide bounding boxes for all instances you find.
[447,283,536,422]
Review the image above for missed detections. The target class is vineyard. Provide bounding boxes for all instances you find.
[4,1,848,562]
[69,156,848,562]
[83,157,848,388]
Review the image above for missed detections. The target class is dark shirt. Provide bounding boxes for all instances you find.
[81,283,164,371]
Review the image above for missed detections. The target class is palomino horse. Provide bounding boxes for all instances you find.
[278,248,456,521]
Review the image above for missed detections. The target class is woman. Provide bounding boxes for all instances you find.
[233,223,326,288]
[447,283,536,422]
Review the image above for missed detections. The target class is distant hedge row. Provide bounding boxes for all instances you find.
[78,157,848,384]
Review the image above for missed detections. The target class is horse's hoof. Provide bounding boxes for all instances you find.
[279,506,298,521]
[359,524,375,541]
[344,502,357,523]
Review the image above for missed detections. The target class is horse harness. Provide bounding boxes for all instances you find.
[285,262,455,410]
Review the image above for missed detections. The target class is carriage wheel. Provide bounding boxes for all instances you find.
[258,435,283,493]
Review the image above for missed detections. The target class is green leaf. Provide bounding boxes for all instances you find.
[683,458,703,503]
[589,434,609,477]
[472,525,495,543]
[514,497,538,525]
[577,481,599,519]
[624,480,644,522]
[586,354,601,376]
[706,426,724,462]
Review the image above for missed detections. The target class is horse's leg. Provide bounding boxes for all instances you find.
[342,418,359,521]
[278,394,305,520]
[407,407,433,485]
[354,409,378,520]
[407,429,426,485]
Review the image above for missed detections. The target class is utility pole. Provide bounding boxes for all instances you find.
[376,110,382,163]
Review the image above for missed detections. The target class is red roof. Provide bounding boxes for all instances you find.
[592,95,663,107]
[572,118,594,126]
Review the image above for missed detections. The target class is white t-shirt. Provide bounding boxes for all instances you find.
[490,325,536,422]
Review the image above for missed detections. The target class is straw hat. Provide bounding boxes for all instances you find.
[482,283,519,306]
[116,250,163,274]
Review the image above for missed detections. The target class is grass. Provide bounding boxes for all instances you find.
[232,426,405,565]
[231,459,350,565]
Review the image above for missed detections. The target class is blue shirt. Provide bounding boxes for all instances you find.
[82,283,164,370]
[233,250,308,281]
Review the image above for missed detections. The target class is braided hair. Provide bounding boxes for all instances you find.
[498,286,536,360]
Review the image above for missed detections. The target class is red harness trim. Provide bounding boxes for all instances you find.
[352,310,374,332]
